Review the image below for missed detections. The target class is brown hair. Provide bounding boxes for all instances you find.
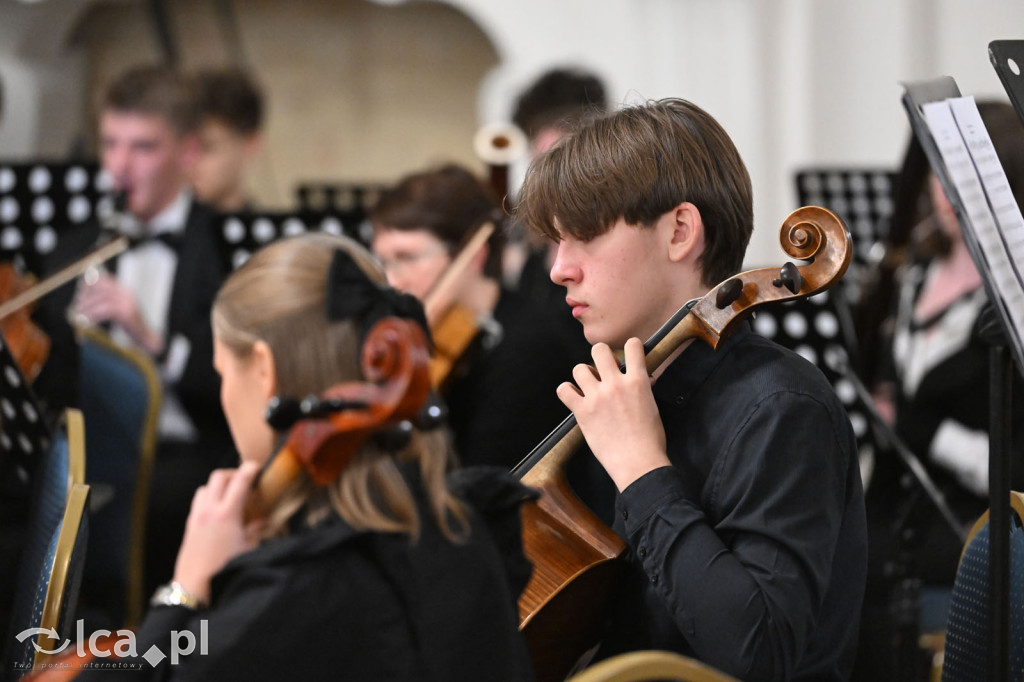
[192,67,264,135]
[212,232,467,542]
[515,98,753,287]
[371,164,505,279]
[512,67,608,140]
[103,65,199,135]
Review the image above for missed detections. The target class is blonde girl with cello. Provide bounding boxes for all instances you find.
[71,232,535,680]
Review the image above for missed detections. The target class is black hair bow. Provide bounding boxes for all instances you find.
[324,249,431,345]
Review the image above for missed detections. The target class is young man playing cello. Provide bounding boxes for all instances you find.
[515,98,867,682]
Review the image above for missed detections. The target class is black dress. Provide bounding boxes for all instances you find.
[75,466,537,681]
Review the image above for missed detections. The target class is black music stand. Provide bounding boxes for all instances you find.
[0,329,52,634]
[902,73,1024,682]
[795,167,899,307]
[750,287,870,442]
[0,161,108,272]
[216,209,371,271]
[294,181,386,215]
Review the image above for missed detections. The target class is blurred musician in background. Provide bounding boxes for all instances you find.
[853,100,1024,680]
[509,67,608,303]
[188,67,265,213]
[370,164,586,470]
[38,64,233,604]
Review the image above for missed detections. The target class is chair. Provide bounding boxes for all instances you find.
[938,491,1024,681]
[566,651,740,682]
[0,330,52,630]
[25,483,91,672]
[77,327,160,628]
[2,409,87,679]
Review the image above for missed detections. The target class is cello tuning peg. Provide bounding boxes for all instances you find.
[301,394,370,419]
[265,396,304,430]
[715,278,744,309]
[772,262,803,294]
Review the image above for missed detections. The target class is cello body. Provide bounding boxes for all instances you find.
[518,424,623,680]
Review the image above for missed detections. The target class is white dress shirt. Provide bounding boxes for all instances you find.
[111,190,198,442]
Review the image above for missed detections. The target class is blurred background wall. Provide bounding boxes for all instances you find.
[0,0,1021,264]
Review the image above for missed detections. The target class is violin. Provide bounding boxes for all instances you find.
[513,206,853,682]
[0,263,51,382]
[423,221,495,391]
[22,316,432,679]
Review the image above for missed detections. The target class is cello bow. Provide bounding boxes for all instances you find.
[514,206,852,682]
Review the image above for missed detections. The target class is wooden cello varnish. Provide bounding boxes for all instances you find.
[423,222,495,391]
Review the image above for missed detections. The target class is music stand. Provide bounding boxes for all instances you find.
[295,181,386,215]
[902,74,1024,682]
[217,209,372,271]
[795,167,899,307]
[0,161,109,274]
[0,329,52,633]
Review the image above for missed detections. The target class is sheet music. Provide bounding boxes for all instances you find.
[920,96,1024,358]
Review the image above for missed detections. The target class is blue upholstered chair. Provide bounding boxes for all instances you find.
[77,327,160,628]
[2,409,88,679]
[939,491,1024,681]
[22,483,91,673]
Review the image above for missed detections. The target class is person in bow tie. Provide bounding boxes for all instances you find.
[36,64,234,624]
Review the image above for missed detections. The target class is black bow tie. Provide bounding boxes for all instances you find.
[137,230,184,251]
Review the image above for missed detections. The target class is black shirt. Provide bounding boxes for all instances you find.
[597,323,867,682]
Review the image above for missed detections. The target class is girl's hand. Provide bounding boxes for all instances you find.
[172,461,264,604]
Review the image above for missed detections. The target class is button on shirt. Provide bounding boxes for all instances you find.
[598,322,867,682]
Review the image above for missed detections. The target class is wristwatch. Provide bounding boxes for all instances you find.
[150,581,208,610]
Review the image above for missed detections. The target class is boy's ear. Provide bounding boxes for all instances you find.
[667,202,704,264]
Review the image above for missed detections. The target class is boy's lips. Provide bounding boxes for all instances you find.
[566,296,588,318]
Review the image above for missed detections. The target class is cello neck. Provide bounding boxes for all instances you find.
[511,299,698,485]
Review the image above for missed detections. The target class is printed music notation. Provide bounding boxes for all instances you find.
[918,95,1024,367]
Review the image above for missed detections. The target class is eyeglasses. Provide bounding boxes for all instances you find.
[377,246,449,274]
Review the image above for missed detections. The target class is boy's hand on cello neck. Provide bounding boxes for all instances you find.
[557,338,671,492]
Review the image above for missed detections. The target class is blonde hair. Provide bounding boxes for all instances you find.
[212,232,467,542]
